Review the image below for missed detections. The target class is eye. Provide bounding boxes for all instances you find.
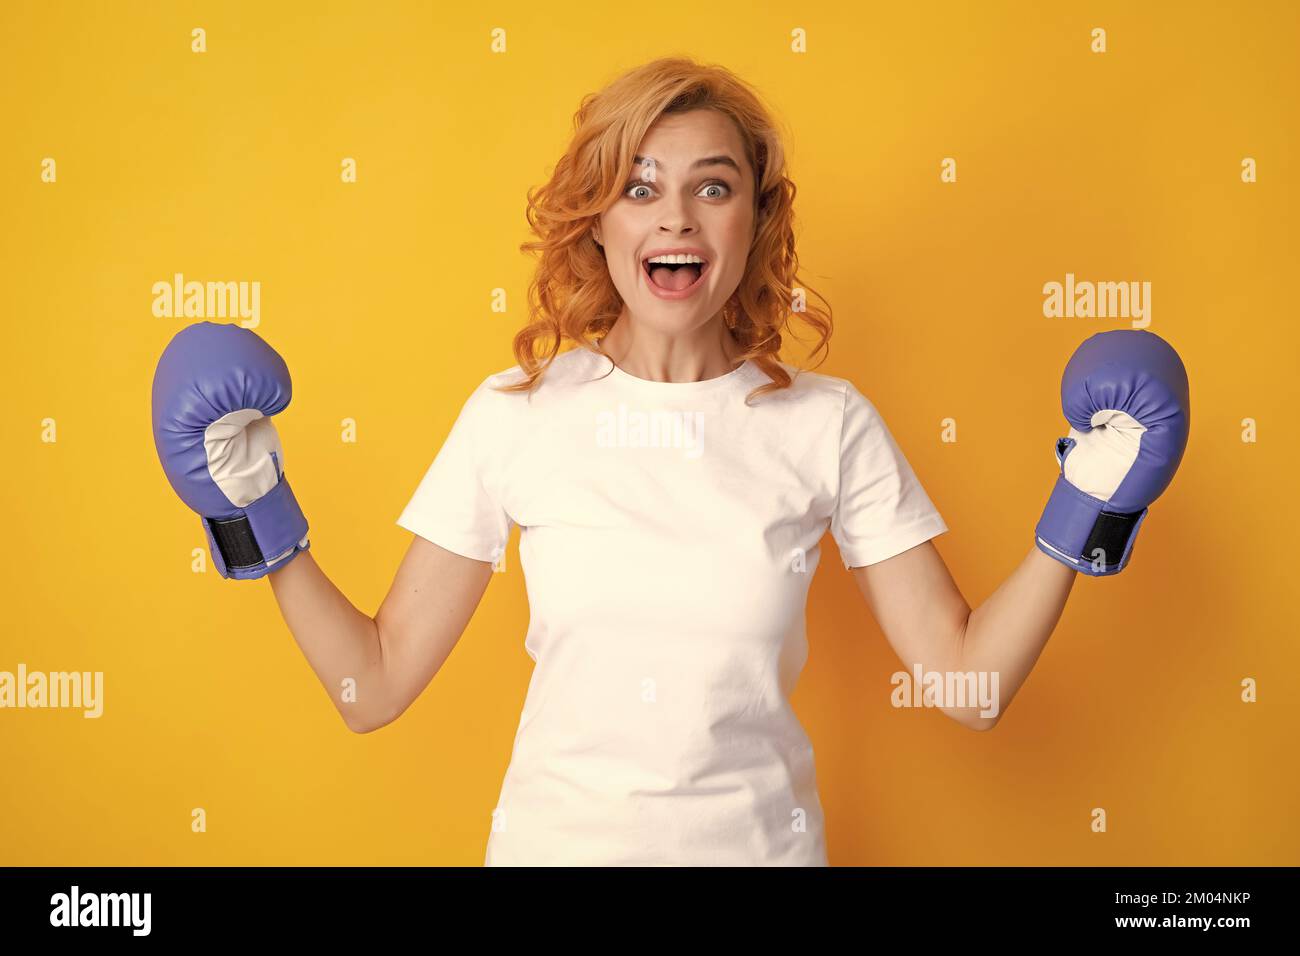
[622,180,733,200]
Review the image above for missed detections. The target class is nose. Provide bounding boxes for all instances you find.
[656,192,698,235]
[657,220,697,237]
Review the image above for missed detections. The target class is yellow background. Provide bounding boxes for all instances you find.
[1,0,1295,865]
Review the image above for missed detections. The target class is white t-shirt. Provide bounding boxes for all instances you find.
[396,345,948,866]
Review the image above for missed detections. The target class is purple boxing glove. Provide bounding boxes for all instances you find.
[151,322,310,579]
[1035,329,1190,576]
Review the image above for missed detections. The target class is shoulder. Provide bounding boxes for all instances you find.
[482,345,604,389]
[465,346,602,413]
[762,363,896,461]
[764,361,873,419]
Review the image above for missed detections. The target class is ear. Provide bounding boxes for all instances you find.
[592,223,602,247]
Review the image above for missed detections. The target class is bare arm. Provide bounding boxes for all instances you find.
[267,537,496,733]
[850,541,1076,731]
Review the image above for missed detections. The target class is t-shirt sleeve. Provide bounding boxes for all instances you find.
[830,382,948,570]
[396,379,513,564]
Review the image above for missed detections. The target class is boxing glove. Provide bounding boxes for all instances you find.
[151,321,310,579]
[1035,329,1190,576]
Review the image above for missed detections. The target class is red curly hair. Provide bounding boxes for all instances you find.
[494,56,834,405]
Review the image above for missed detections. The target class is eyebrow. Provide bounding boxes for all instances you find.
[633,154,742,175]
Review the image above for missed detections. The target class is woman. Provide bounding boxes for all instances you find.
[151,58,1191,867]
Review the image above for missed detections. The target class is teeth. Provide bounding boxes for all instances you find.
[645,254,706,265]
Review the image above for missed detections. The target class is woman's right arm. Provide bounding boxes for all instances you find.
[267,537,496,733]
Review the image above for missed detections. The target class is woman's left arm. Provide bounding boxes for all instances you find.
[849,329,1190,731]
[850,541,1076,731]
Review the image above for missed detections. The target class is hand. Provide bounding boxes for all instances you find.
[151,321,310,579]
[1035,329,1190,576]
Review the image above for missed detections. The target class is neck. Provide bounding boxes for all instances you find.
[597,314,744,383]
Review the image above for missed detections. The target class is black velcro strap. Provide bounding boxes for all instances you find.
[207,515,264,570]
[1083,510,1143,569]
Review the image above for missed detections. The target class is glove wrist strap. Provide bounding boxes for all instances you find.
[203,475,310,580]
[1035,473,1147,576]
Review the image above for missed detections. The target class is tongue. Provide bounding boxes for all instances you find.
[649,264,701,291]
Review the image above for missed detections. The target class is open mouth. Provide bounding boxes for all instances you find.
[641,256,711,294]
